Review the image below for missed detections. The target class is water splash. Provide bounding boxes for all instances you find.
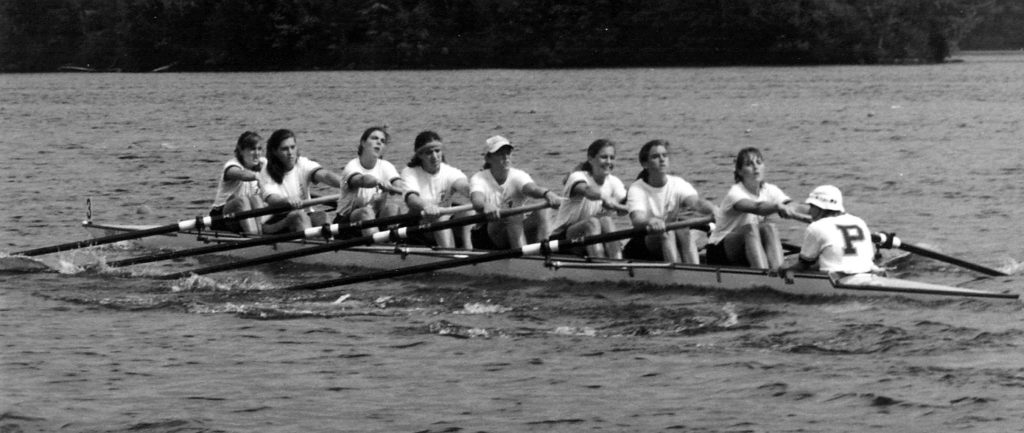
[721,302,739,328]
[56,257,85,274]
[169,274,260,292]
[998,257,1022,276]
[551,326,597,337]
[427,320,492,338]
[460,302,511,314]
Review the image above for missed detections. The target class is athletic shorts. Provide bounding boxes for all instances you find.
[622,236,664,261]
[470,225,498,250]
[209,206,243,233]
[704,242,750,267]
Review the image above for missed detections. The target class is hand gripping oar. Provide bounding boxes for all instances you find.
[281,215,716,291]
[103,204,472,268]
[105,204,472,268]
[155,202,550,280]
[12,195,340,257]
[872,232,1008,277]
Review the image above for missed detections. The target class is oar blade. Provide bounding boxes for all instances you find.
[896,241,1008,277]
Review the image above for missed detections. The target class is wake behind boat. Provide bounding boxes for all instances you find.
[81,218,1019,302]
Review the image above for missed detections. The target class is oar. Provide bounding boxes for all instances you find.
[103,204,472,268]
[872,232,1008,277]
[155,202,549,280]
[281,215,716,291]
[11,195,340,257]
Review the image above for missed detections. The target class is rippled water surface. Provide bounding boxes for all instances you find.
[1,53,1023,432]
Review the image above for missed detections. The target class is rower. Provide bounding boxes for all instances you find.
[549,139,628,259]
[779,185,882,281]
[401,131,474,249]
[257,129,343,234]
[208,131,267,235]
[469,135,561,250]
[333,126,407,237]
[623,139,718,264]
[705,147,809,270]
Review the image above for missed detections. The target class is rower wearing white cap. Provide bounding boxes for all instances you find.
[780,185,881,278]
[469,135,562,249]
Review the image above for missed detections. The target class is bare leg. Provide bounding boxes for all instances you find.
[647,231,681,263]
[262,210,309,234]
[566,217,603,257]
[430,215,455,249]
[599,216,622,259]
[502,214,527,249]
[523,210,552,244]
[455,210,474,249]
[350,206,378,236]
[759,222,784,269]
[742,224,769,269]
[224,196,258,235]
[249,194,269,226]
[534,208,552,241]
[674,229,700,264]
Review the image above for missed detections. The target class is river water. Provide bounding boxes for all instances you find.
[1,53,1022,432]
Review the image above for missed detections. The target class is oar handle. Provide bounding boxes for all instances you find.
[433,203,474,216]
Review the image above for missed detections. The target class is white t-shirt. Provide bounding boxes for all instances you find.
[337,158,401,216]
[708,182,790,244]
[626,176,699,221]
[257,156,322,204]
[552,171,626,231]
[469,167,535,209]
[799,213,878,274]
[212,157,265,208]
[401,163,467,207]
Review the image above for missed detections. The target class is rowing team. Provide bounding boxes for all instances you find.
[211,128,881,277]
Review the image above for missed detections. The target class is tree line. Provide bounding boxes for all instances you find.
[0,0,1001,72]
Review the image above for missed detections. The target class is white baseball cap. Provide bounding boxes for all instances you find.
[805,185,845,212]
[483,135,513,154]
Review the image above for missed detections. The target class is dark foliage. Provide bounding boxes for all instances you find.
[0,0,995,72]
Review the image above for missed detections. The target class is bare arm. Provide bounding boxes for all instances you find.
[264,193,303,209]
[567,180,600,201]
[471,191,500,221]
[223,166,258,182]
[386,177,408,195]
[523,182,561,208]
[778,254,816,283]
[405,191,430,214]
[683,196,718,217]
[629,209,665,233]
[733,198,784,216]
[313,169,343,188]
[346,173,378,189]
[735,199,810,222]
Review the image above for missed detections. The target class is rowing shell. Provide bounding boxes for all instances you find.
[81,221,1019,302]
